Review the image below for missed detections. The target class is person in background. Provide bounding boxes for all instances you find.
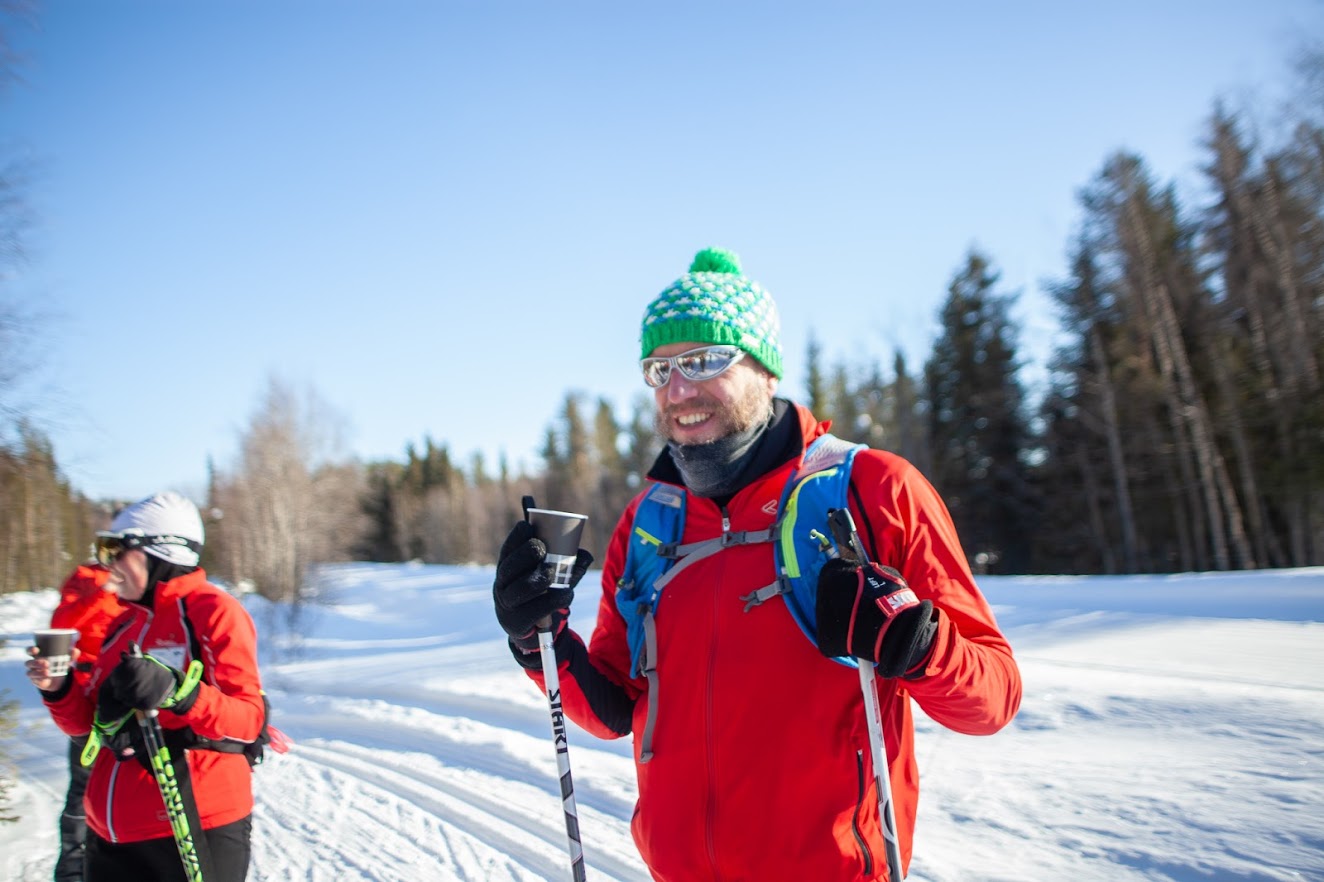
[47,559,124,882]
[26,491,264,882]
[491,248,1022,880]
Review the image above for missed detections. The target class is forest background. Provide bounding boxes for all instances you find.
[2,8,1323,602]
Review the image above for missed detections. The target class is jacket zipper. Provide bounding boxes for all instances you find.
[105,760,121,842]
[106,612,154,843]
[853,749,875,877]
[704,507,733,877]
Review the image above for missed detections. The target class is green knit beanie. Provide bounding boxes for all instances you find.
[639,247,783,379]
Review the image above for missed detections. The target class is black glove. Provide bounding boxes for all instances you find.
[493,517,593,668]
[90,679,141,757]
[105,648,200,715]
[95,678,135,729]
[815,559,937,678]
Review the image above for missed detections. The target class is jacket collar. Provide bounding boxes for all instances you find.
[127,567,208,610]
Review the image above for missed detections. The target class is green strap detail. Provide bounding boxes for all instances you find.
[779,466,842,579]
[633,526,661,547]
[81,708,136,767]
[80,730,103,766]
[163,660,204,709]
[80,658,204,766]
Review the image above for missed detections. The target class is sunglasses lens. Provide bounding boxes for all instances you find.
[94,536,122,567]
[641,359,671,388]
[641,347,743,387]
[676,348,739,381]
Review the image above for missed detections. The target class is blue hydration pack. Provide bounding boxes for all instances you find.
[613,433,864,761]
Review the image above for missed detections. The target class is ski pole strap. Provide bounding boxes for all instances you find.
[80,729,103,767]
[81,708,136,767]
[80,658,204,767]
[638,609,661,764]
[162,660,204,710]
[80,732,99,766]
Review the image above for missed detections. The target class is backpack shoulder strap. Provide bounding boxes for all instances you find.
[615,482,687,763]
[615,482,686,679]
[614,434,866,760]
[767,433,865,659]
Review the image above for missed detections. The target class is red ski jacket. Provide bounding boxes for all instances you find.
[49,564,124,682]
[44,569,264,844]
[539,404,1021,881]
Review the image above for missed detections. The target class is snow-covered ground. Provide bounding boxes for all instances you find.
[2,564,1322,881]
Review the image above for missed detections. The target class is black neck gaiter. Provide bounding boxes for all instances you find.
[668,410,773,499]
[135,556,196,609]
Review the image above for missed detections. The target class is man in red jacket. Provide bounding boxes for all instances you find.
[27,491,264,882]
[46,560,123,882]
[493,248,1022,881]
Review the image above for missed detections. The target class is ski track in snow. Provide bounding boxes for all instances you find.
[2,565,1322,882]
[247,646,650,881]
[250,699,646,881]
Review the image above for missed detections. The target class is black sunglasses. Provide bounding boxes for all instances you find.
[94,533,200,567]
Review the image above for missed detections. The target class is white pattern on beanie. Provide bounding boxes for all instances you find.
[109,491,205,567]
[640,247,783,378]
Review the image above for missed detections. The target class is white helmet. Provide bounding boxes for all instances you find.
[101,491,205,567]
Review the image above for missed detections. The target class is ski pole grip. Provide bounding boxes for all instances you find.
[827,508,870,564]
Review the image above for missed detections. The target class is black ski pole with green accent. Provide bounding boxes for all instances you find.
[128,644,214,882]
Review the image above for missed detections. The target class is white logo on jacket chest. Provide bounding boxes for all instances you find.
[151,644,187,670]
[761,500,779,516]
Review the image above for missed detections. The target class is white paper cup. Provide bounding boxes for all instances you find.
[527,508,588,590]
[33,628,80,677]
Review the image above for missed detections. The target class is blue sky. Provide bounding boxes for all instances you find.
[4,1,1317,502]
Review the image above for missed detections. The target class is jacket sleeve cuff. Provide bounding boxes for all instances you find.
[509,637,543,670]
[901,607,946,680]
[40,675,74,703]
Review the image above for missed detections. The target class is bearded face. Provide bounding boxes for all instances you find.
[650,343,777,446]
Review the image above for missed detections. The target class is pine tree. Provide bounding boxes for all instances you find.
[924,251,1035,573]
[591,399,629,556]
[806,333,828,416]
[623,394,662,491]
[1039,239,1141,573]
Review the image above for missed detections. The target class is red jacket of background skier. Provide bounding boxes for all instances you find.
[49,563,124,683]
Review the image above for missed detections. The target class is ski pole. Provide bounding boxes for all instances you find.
[524,497,588,882]
[129,644,212,882]
[138,708,207,882]
[538,627,587,882]
[827,509,906,882]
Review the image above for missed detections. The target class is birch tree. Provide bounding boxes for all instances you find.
[209,377,366,601]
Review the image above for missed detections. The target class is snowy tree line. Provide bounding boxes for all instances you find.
[198,64,1324,591]
[3,55,1323,596]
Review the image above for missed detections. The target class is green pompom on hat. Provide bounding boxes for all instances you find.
[640,247,783,379]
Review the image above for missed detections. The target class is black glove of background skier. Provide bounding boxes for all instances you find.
[105,648,199,715]
[815,558,937,678]
[493,518,593,669]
